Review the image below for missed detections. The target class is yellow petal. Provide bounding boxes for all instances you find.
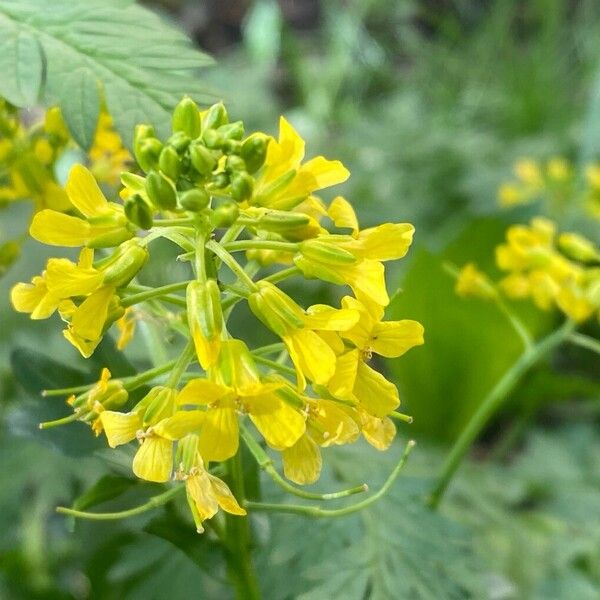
[344,259,389,306]
[352,223,414,261]
[282,435,322,485]
[249,395,306,450]
[69,286,114,341]
[275,116,305,167]
[65,164,109,217]
[153,410,205,440]
[304,305,359,331]
[132,435,173,483]
[186,470,219,521]
[285,329,337,388]
[197,407,239,462]
[207,473,246,515]
[99,411,141,447]
[328,196,359,236]
[370,319,424,358]
[361,414,396,450]
[310,400,360,447]
[177,379,232,406]
[297,156,350,190]
[353,361,399,417]
[45,258,104,297]
[30,210,91,247]
[11,279,58,319]
[327,349,359,399]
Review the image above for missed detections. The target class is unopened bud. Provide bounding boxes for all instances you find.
[167,131,191,154]
[211,172,230,189]
[179,188,210,212]
[101,239,149,288]
[124,194,154,230]
[187,279,223,369]
[189,143,217,176]
[218,121,244,141]
[136,386,177,426]
[172,96,201,138]
[211,201,239,227]
[225,155,246,173]
[230,171,254,202]
[559,233,600,263]
[135,137,163,173]
[248,281,305,336]
[202,102,228,131]
[241,135,268,173]
[299,239,357,264]
[203,128,224,149]
[159,146,182,181]
[145,170,177,210]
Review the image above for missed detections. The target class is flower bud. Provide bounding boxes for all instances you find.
[124,194,154,230]
[86,227,134,249]
[222,140,242,154]
[187,279,223,369]
[189,143,217,176]
[241,135,268,173]
[248,281,305,336]
[558,233,600,263]
[211,201,239,227]
[159,146,181,181]
[299,239,357,264]
[225,155,246,173]
[179,188,210,212]
[202,102,228,131]
[218,121,244,141]
[101,239,149,287]
[135,137,163,173]
[90,380,129,412]
[230,172,254,202]
[145,170,177,210]
[251,209,311,234]
[211,172,230,189]
[167,131,191,154]
[203,128,224,149]
[136,386,177,426]
[172,96,201,138]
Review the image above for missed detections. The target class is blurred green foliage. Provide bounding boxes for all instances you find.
[1,0,600,598]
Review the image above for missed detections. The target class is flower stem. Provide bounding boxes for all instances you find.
[166,340,195,388]
[245,440,415,518]
[494,296,533,350]
[206,240,258,292]
[568,332,600,356]
[428,320,575,509]
[225,451,262,600]
[224,240,299,253]
[121,281,190,308]
[240,425,368,501]
[56,485,184,520]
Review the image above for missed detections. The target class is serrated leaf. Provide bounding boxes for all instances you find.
[0,0,215,149]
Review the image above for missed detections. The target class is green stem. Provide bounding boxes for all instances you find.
[224,240,299,253]
[56,486,184,520]
[261,266,302,285]
[428,320,576,508]
[39,413,80,429]
[220,224,245,245]
[122,360,178,390]
[494,296,533,350]
[153,218,196,226]
[225,451,262,600]
[245,440,415,517]
[568,332,600,356]
[252,343,286,356]
[121,281,190,308]
[240,426,368,500]
[390,411,413,424]
[166,341,195,388]
[206,240,258,292]
[252,354,296,377]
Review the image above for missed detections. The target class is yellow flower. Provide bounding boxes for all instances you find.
[179,451,245,533]
[340,295,424,359]
[30,164,132,247]
[166,340,306,461]
[116,308,137,350]
[89,112,131,186]
[248,280,358,388]
[455,263,497,299]
[251,117,350,210]
[498,183,524,207]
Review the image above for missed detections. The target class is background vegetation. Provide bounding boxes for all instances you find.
[1,1,599,598]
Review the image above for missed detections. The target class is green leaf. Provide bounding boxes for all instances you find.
[0,0,214,149]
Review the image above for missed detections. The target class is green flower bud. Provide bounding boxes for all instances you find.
[101,239,150,288]
[179,188,210,212]
[218,121,244,141]
[201,102,228,131]
[159,146,182,181]
[230,171,254,201]
[241,135,268,173]
[167,131,191,154]
[145,170,177,211]
[222,139,242,154]
[211,201,239,227]
[124,194,154,230]
[248,281,305,336]
[136,386,177,426]
[225,155,246,173]
[203,128,224,149]
[172,96,201,138]
[86,228,134,249]
[558,233,600,263]
[254,209,310,231]
[189,143,217,176]
[135,137,163,173]
[211,172,230,189]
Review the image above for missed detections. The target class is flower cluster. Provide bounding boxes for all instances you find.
[456,217,600,322]
[12,97,423,532]
[498,156,600,219]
